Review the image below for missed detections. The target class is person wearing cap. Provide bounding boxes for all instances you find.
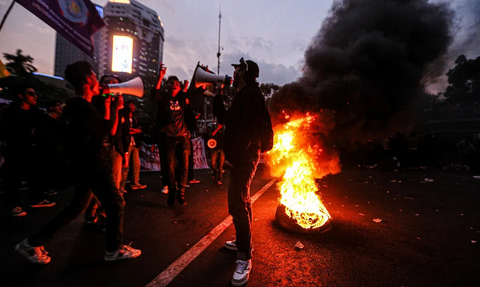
[151,65,195,206]
[213,57,272,286]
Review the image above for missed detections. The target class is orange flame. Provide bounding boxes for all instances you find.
[266,112,340,229]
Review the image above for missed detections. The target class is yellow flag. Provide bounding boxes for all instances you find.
[0,60,11,78]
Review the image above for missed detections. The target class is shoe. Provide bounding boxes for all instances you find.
[131,183,147,190]
[189,179,200,184]
[44,190,58,196]
[177,195,186,205]
[217,181,222,185]
[185,184,191,188]
[8,206,27,217]
[104,244,141,262]
[231,259,252,286]
[225,240,238,251]
[161,186,169,194]
[31,200,56,208]
[85,214,98,224]
[15,239,51,265]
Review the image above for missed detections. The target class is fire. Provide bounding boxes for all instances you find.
[267,113,340,230]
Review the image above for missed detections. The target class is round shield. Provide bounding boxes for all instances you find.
[207,139,217,149]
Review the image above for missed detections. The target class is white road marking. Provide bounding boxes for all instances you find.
[146,178,277,287]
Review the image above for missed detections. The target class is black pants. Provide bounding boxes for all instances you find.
[227,150,260,260]
[158,132,170,187]
[165,136,190,198]
[3,154,44,209]
[29,155,125,253]
[188,139,194,181]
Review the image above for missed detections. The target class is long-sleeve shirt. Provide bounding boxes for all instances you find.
[213,83,267,163]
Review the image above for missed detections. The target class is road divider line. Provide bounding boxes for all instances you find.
[146,178,277,287]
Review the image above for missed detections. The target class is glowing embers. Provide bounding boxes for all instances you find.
[267,113,339,233]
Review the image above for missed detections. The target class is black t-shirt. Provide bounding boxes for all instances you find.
[61,97,110,162]
[153,90,190,137]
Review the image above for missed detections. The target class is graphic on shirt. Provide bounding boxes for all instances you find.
[170,99,181,111]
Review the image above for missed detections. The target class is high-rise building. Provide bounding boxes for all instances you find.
[99,0,164,90]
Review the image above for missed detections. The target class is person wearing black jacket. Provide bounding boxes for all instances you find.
[213,58,271,286]
[0,84,55,217]
[152,65,195,206]
[121,100,147,190]
[15,61,141,265]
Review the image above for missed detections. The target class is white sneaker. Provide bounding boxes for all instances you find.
[225,240,238,251]
[104,244,141,262]
[15,239,51,265]
[231,259,252,286]
[161,186,168,194]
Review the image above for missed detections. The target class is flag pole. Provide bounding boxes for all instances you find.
[0,0,15,34]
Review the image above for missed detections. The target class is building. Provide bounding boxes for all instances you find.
[54,5,104,78]
[99,0,164,90]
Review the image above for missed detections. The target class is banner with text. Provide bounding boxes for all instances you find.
[15,0,105,57]
[139,137,209,171]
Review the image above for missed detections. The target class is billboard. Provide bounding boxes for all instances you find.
[112,35,133,73]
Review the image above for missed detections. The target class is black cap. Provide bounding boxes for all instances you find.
[232,57,259,78]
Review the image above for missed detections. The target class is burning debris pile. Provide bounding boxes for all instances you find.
[267,0,454,232]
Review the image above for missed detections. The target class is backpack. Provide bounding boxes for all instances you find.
[258,105,274,153]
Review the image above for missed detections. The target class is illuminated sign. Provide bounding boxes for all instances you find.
[112,35,133,73]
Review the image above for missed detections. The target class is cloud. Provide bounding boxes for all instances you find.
[221,53,301,85]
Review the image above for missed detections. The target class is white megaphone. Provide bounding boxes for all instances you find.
[103,77,144,98]
[191,63,232,90]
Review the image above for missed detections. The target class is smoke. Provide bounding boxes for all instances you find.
[270,0,454,142]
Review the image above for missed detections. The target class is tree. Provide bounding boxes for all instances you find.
[444,55,480,102]
[259,83,281,100]
[3,49,37,78]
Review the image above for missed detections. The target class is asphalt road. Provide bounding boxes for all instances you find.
[1,165,479,287]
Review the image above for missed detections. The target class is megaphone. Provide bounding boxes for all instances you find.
[190,62,232,90]
[103,77,144,98]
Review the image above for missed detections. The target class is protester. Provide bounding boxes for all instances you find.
[121,100,147,191]
[33,100,64,197]
[152,65,192,206]
[209,122,225,185]
[15,61,141,264]
[213,58,273,286]
[0,84,55,217]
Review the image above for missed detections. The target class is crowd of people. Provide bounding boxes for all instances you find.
[0,58,273,287]
[342,132,480,172]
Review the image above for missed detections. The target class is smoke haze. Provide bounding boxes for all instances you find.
[270,0,454,142]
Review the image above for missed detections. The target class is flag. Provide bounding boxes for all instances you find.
[0,60,10,78]
[15,0,105,57]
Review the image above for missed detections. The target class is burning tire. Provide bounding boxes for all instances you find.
[275,203,332,234]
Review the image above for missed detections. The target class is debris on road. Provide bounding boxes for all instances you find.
[359,213,365,216]
[414,214,420,216]
[295,241,304,250]
[373,218,382,223]
[472,240,477,244]
[425,178,434,182]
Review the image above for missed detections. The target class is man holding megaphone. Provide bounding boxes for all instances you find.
[152,64,194,206]
[213,58,273,287]
[15,61,141,265]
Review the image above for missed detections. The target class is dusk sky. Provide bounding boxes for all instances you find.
[0,0,479,91]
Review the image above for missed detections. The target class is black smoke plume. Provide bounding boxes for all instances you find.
[270,0,454,142]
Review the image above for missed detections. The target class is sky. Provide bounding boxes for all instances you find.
[0,0,479,90]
